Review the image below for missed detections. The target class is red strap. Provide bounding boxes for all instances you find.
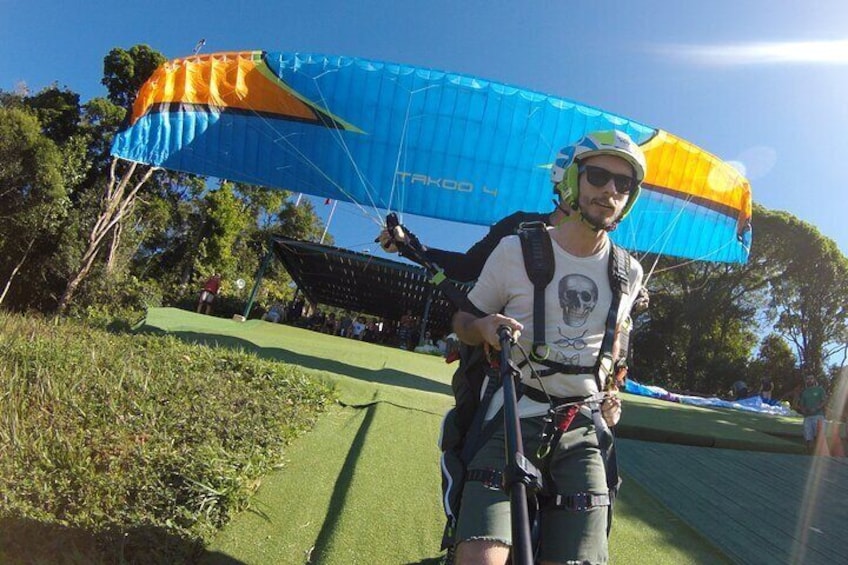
[556,405,579,432]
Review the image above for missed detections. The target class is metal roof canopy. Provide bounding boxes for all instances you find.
[270,237,466,337]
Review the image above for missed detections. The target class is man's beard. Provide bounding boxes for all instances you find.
[579,199,621,231]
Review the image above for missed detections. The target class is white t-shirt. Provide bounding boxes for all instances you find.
[467,229,643,419]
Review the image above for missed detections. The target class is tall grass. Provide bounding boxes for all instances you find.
[0,312,335,563]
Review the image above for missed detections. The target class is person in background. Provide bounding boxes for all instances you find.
[732,380,749,401]
[308,309,326,331]
[339,312,353,337]
[197,273,221,315]
[364,318,380,342]
[760,376,774,402]
[352,316,366,340]
[324,312,338,334]
[288,297,305,324]
[798,374,827,453]
[398,309,416,349]
[263,302,286,323]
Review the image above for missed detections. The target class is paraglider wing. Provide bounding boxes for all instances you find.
[111,50,752,263]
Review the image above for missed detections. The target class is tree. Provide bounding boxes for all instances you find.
[0,107,68,307]
[57,45,167,312]
[195,181,252,277]
[748,333,798,400]
[102,45,166,110]
[26,85,81,144]
[759,210,848,378]
[629,203,848,395]
[633,258,761,394]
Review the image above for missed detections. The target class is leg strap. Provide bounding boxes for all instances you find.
[465,467,503,491]
[543,491,611,512]
[471,467,609,512]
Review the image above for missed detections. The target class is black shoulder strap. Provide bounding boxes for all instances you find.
[517,222,555,360]
[592,243,631,391]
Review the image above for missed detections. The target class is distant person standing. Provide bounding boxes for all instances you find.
[339,312,353,337]
[732,380,749,400]
[352,316,366,340]
[760,377,774,401]
[197,273,221,315]
[398,309,416,349]
[799,374,827,453]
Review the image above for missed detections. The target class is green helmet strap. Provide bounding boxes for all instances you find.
[565,163,580,207]
[554,164,580,211]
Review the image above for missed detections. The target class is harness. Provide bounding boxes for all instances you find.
[462,220,630,442]
[456,221,631,543]
[517,220,631,394]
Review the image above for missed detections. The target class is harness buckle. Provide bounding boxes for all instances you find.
[551,492,611,512]
[530,342,550,362]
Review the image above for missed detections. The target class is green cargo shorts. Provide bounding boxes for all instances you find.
[455,413,609,564]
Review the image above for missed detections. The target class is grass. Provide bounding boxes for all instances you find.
[0,311,334,564]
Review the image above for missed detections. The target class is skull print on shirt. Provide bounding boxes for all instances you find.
[555,274,598,364]
[559,274,598,327]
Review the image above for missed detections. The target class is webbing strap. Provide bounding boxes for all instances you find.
[521,386,586,406]
[459,369,501,464]
[466,467,503,490]
[546,492,611,512]
[518,222,554,360]
[592,244,631,391]
[468,472,610,513]
[517,358,595,377]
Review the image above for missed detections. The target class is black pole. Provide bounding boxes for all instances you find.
[419,287,435,347]
[243,241,275,319]
[497,326,535,565]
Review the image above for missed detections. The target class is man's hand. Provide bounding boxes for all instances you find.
[453,311,523,350]
[377,225,407,253]
[601,394,622,427]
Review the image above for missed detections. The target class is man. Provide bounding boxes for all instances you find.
[451,130,646,564]
[799,374,827,453]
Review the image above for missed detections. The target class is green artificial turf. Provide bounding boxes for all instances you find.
[203,403,446,564]
[142,307,809,563]
[201,402,729,565]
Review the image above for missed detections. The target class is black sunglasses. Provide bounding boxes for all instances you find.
[578,165,636,195]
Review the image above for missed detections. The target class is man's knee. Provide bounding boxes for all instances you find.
[455,538,510,565]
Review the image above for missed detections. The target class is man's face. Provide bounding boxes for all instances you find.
[576,154,634,230]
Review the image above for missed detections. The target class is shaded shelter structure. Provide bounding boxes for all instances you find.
[251,237,469,340]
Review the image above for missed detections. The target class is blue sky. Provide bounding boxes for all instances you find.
[2,0,847,261]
